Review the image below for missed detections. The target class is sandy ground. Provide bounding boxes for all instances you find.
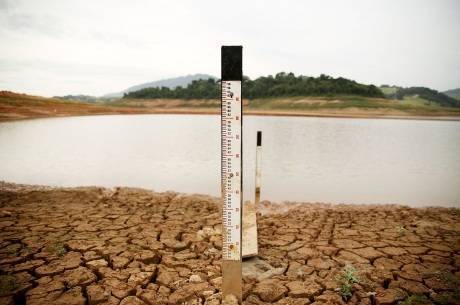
[2,91,460,122]
[0,183,459,305]
[2,106,460,123]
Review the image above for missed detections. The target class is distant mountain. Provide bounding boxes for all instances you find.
[103,74,217,98]
[53,94,99,103]
[443,88,460,99]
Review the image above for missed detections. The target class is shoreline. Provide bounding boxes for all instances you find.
[2,107,460,123]
[0,181,458,210]
[3,91,460,122]
[0,182,459,304]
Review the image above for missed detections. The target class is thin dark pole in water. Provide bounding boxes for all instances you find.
[255,131,262,206]
[221,45,243,303]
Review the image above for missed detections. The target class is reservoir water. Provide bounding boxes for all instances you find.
[0,114,459,207]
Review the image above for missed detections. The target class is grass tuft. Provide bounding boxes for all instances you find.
[398,294,429,305]
[336,265,360,301]
[396,225,407,237]
[0,275,18,295]
[45,240,67,257]
[440,272,460,287]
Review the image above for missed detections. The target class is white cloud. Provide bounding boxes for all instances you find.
[0,0,459,96]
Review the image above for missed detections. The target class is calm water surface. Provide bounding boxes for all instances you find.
[0,114,459,207]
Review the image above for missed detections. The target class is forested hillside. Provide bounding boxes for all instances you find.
[123,73,384,99]
[395,87,460,108]
[443,88,460,99]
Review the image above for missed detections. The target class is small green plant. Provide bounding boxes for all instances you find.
[440,272,460,287]
[336,265,360,301]
[396,225,406,237]
[432,273,460,304]
[5,243,21,255]
[7,248,17,255]
[0,275,18,295]
[398,294,428,305]
[45,240,67,257]
[434,293,449,305]
[434,292,459,305]
[454,290,460,301]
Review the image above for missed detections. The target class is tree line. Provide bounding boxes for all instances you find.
[123,73,384,99]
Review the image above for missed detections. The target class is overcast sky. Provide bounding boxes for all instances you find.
[0,0,459,97]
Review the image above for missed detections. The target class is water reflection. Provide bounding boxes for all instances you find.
[0,115,459,207]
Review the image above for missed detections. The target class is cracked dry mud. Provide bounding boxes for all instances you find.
[0,183,459,305]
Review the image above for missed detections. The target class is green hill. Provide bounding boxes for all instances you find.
[123,73,384,100]
[443,88,460,99]
[379,85,460,108]
[395,87,460,108]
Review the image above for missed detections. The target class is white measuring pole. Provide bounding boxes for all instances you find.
[221,46,243,302]
[255,131,262,205]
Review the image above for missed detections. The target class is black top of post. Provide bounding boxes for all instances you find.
[257,131,262,146]
[221,46,242,81]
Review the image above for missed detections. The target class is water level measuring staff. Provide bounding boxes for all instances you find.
[221,45,243,302]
